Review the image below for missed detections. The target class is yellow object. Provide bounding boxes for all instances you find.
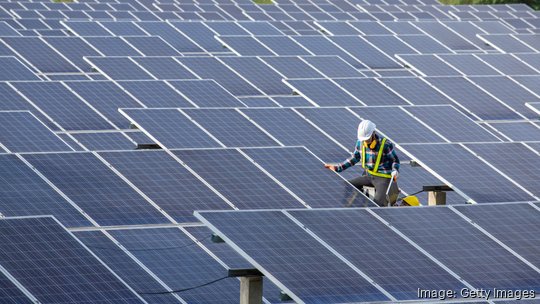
[402,196,420,206]
[362,137,392,178]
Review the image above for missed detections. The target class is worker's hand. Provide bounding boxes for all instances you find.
[324,164,337,171]
[391,170,399,181]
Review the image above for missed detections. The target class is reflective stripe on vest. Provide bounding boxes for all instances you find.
[362,137,392,178]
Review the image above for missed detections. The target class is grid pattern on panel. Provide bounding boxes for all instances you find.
[118,81,193,108]
[302,56,364,78]
[0,271,32,304]
[296,107,359,148]
[63,21,113,36]
[174,149,305,209]
[413,21,478,50]
[289,209,467,300]
[479,34,536,53]
[219,56,290,95]
[438,54,501,76]
[238,21,284,35]
[74,230,181,304]
[465,143,540,197]
[168,80,245,107]
[381,77,452,105]
[100,150,231,223]
[260,56,323,78]
[516,53,540,70]
[513,76,540,96]
[292,36,366,69]
[271,96,314,107]
[336,78,408,106]
[0,217,144,303]
[132,57,196,80]
[99,21,147,36]
[123,36,181,56]
[83,37,141,56]
[330,36,401,69]
[489,122,540,141]
[171,21,228,53]
[86,57,154,81]
[476,54,539,76]
[258,36,312,56]
[243,147,373,207]
[397,35,453,54]
[374,207,540,291]
[44,37,101,73]
[71,132,136,151]
[66,81,143,128]
[350,107,443,143]
[0,111,73,152]
[23,152,169,226]
[13,82,115,131]
[219,36,275,56]
[397,55,461,76]
[426,77,522,121]
[0,154,90,227]
[285,79,360,106]
[404,105,501,142]
[176,57,261,96]
[0,57,39,81]
[109,228,240,304]
[198,211,389,303]
[184,109,279,147]
[136,22,204,53]
[454,203,540,268]
[402,143,534,203]
[122,109,221,149]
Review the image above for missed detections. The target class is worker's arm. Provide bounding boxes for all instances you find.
[326,141,361,172]
[386,141,400,173]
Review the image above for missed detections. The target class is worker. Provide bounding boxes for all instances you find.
[324,120,400,207]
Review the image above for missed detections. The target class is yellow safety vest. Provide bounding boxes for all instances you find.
[362,137,392,179]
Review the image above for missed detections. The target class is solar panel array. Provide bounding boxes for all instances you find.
[1,0,540,302]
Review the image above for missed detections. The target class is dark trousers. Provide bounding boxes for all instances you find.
[349,175,399,207]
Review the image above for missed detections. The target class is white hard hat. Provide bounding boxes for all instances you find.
[357,120,376,141]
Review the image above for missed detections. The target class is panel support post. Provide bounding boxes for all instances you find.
[427,191,446,206]
[240,276,263,304]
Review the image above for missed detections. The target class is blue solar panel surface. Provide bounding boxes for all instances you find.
[285,79,361,106]
[44,37,101,72]
[131,57,197,80]
[489,122,540,141]
[117,80,194,108]
[70,132,137,151]
[336,78,409,106]
[0,57,39,80]
[168,80,245,108]
[86,57,154,80]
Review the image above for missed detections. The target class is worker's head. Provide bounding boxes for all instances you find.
[357,120,376,143]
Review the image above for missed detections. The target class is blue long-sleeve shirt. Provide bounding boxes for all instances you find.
[336,134,400,174]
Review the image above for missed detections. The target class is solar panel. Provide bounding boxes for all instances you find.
[301,55,364,78]
[363,35,418,58]
[219,56,290,95]
[174,149,304,209]
[465,143,540,197]
[0,271,32,304]
[109,227,240,304]
[330,36,402,69]
[336,78,409,106]
[512,76,540,96]
[404,105,501,142]
[237,21,283,35]
[438,54,501,76]
[381,21,423,34]
[292,36,367,68]
[0,57,38,80]
[260,56,323,78]
[238,97,278,107]
[476,54,539,76]
[196,210,390,303]
[131,57,197,80]
[478,34,536,53]
[468,76,540,119]
[85,57,153,80]
[425,77,523,120]
[243,147,373,207]
[515,53,540,70]
[526,102,540,116]
[350,106,444,143]
[98,21,146,36]
[204,22,250,35]
[443,21,493,50]
[13,81,116,131]
[401,143,535,203]
[70,132,137,151]
[171,21,227,53]
[123,36,181,56]
[82,37,141,56]
[284,79,360,106]
[1,37,80,73]
[176,57,261,96]
[168,80,245,107]
[412,21,478,50]
[271,96,315,107]
[100,150,231,222]
[314,21,361,35]
[73,230,182,304]
[380,77,452,105]
[66,81,143,128]
[349,21,393,34]
[511,34,540,52]
[396,54,461,76]
[218,36,275,56]
[0,111,74,153]
[116,80,193,108]
[183,109,279,147]
[0,217,145,303]
[63,22,127,37]
[374,206,540,291]
[258,36,312,56]
[0,21,21,37]
[288,208,468,300]
[136,22,204,53]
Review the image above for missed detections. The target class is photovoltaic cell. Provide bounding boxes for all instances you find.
[476,54,539,76]
[83,37,141,56]
[374,207,540,291]
[238,97,278,107]
[336,78,409,106]
[404,105,501,142]
[330,36,401,69]
[478,34,535,53]
[284,79,361,106]
[74,230,181,304]
[44,37,101,73]
[292,36,367,69]
[109,228,240,304]
[117,80,193,108]
[100,150,231,222]
[243,147,373,207]
[381,77,453,105]
[171,21,226,53]
[0,271,32,304]
[349,21,393,34]
[397,54,461,76]
[301,56,364,78]
[136,22,204,53]
[168,80,245,107]
[0,217,144,303]
[512,76,540,96]
[98,21,146,36]
[271,96,314,107]
[402,143,534,203]
[176,57,261,96]
[218,36,274,56]
[397,35,454,53]
[123,36,180,56]
[468,76,540,119]
[515,53,540,70]
[455,203,540,268]
[197,210,389,303]
[289,209,467,300]
[425,77,522,120]
[86,57,153,81]
[238,21,283,35]
[350,106,443,143]
[513,34,540,52]
[24,152,170,226]
[260,56,323,78]
[183,109,279,147]
[204,22,249,35]
[489,122,540,141]
[314,21,361,35]
[0,111,73,153]
[438,54,501,76]
[257,36,312,56]
[63,21,112,36]
[0,57,38,81]
[363,35,418,58]
[71,132,137,151]
[131,57,197,80]
[13,82,115,131]
[66,81,143,128]
[466,143,540,197]
[412,21,478,50]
